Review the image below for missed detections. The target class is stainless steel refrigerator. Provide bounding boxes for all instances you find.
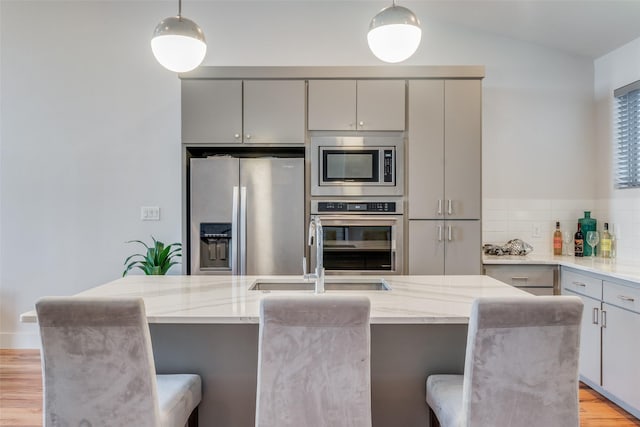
[189,156,304,275]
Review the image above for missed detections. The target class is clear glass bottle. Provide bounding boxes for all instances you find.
[553,221,563,256]
[600,223,612,258]
[574,223,584,258]
[610,224,617,259]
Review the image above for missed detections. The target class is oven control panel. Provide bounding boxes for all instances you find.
[317,202,397,213]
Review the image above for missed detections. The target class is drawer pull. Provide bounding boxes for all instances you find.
[592,307,599,325]
[572,281,587,287]
[601,310,607,328]
[617,295,635,302]
[511,276,529,281]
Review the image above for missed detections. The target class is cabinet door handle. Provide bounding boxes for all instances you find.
[438,225,443,242]
[592,307,599,325]
[601,310,607,328]
[572,281,586,287]
[447,199,453,215]
[245,134,251,139]
[448,225,452,241]
[617,295,635,302]
[359,121,364,127]
[437,200,443,216]
[234,133,241,139]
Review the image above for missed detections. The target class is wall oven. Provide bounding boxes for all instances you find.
[311,135,404,197]
[310,199,403,274]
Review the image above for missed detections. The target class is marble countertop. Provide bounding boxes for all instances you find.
[483,254,640,284]
[20,275,529,325]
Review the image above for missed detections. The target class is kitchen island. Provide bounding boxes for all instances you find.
[21,275,527,427]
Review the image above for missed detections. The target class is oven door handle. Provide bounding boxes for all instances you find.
[309,215,402,224]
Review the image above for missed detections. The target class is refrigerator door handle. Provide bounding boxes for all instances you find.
[240,186,247,276]
[231,186,239,275]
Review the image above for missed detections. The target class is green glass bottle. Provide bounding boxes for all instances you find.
[579,211,597,256]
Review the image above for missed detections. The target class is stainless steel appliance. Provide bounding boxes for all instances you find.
[310,199,403,274]
[311,135,404,197]
[190,156,304,275]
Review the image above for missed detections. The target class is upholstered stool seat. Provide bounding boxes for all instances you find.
[255,295,372,427]
[426,296,583,427]
[36,297,201,427]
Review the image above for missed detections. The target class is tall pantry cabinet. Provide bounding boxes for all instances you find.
[407,79,482,274]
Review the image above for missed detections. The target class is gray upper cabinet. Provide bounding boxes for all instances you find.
[182,80,242,144]
[308,80,405,131]
[408,79,481,220]
[243,80,305,144]
[182,79,305,145]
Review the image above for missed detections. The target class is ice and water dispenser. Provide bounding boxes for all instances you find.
[199,223,232,270]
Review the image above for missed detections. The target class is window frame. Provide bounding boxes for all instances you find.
[614,80,640,189]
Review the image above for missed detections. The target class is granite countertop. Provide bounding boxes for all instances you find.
[483,254,640,284]
[20,275,528,325]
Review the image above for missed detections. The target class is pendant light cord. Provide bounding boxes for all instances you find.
[178,0,182,18]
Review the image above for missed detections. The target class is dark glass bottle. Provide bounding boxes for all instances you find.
[574,223,584,257]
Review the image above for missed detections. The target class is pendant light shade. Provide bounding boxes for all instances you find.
[367,1,421,63]
[151,1,206,73]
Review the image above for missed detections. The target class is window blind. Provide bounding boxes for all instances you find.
[614,80,640,189]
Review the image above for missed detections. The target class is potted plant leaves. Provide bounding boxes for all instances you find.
[122,236,181,276]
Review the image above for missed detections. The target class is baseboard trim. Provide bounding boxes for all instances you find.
[0,332,40,349]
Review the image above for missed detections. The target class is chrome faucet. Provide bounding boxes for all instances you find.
[306,215,325,294]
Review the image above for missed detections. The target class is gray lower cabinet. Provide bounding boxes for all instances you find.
[561,267,640,418]
[483,264,557,295]
[182,79,305,144]
[408,220,481,275]
[601,282,640,413]
[307,79,405,131]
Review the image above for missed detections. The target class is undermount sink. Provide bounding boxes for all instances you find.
[249,278,391,291]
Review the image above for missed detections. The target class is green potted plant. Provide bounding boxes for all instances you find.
[122,236,182,276]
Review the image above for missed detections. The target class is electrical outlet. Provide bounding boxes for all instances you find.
[532,223,541,238]
[141,206,160,221]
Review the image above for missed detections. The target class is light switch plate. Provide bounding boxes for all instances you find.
[532,223,541,238]
[141,206,160,221]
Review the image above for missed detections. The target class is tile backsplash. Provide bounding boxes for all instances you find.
[482,198,638,262]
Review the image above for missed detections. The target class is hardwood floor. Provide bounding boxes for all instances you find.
[1,349,639,426]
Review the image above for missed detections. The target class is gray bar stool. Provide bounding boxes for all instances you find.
[36,297,201,427]
[256,295,372,427]
[426,296,583,427]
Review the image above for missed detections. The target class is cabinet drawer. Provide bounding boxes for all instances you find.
[484,265,555,287]
[561,269,602,299]
[603,281,640,314]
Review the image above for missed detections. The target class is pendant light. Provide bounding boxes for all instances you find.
[151,0,206,73]
[367,0,421,63]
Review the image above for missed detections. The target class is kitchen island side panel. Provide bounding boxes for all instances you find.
[149,323,468,427]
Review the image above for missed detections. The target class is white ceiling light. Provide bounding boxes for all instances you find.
[367,0,422,63]
[151,0,206,73]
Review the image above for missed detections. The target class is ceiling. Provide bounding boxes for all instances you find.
[230,0,640,59]
[411,0,640,59]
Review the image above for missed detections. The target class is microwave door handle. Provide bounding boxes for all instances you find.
[231,186,239,275]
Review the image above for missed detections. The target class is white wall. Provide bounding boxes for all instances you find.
[0,0,596,347]
[594,37,640,262]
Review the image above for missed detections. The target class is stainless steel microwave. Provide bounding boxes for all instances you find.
[310,135,404,197]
